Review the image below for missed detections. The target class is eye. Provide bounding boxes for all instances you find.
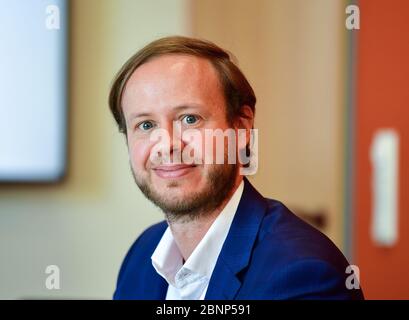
[182,114,199,125]
[138,120,155,131]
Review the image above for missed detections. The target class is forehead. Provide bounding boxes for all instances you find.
[122,54,224,113]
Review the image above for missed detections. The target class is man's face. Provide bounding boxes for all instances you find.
[122,54,239,220]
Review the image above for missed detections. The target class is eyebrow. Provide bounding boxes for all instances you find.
[128,104,204,120]
[129,112,152,119]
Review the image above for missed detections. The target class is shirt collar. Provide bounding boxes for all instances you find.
[151,180,244,286]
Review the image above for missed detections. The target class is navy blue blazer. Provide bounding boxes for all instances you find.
[114,178,364,300]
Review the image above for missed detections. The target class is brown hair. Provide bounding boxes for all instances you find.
[108,36,256,134]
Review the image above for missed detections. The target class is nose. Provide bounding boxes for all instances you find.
[168,120,185,156]
[150,120,185,164]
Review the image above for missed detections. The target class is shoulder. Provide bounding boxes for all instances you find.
[257,199,348,270]
[239,198,364,299]
[133,220,168,249]
[115,220,167,283]
[123,220,167,262]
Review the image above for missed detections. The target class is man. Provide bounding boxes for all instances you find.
[109,36,364,300]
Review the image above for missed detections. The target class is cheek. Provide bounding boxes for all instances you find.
[128,137,152,170]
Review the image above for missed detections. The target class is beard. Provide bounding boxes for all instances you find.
[131,162,238,223]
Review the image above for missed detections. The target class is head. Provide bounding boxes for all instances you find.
[109,36,256,222]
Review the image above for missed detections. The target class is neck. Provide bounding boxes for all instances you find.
[168,175,243,262]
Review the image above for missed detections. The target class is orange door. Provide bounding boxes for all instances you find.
[354,0,409,299]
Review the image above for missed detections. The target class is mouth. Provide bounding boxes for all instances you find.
[152,164,197,179]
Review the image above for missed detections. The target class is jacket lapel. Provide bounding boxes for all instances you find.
[205,178,267,299]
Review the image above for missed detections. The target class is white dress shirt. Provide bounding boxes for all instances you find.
[151,180,244,300]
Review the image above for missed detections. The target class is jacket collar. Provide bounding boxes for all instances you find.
[205,177,267,299]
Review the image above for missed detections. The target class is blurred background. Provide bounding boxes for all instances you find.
[0,0,407,299]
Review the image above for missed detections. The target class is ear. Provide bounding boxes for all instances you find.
[235,105,254,150]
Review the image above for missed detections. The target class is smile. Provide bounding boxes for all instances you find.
[152,164,197,179]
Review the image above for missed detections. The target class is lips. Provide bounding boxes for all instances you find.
[152,164,197,179]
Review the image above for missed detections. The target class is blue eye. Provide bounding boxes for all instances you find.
[183,115,198,125]
[138,121,155,131]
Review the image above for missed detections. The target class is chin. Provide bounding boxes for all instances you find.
[163,182,196,195]
[159,179,204,198]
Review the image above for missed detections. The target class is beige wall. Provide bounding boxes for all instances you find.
[0,0,189,299]
[191,0,347,248]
